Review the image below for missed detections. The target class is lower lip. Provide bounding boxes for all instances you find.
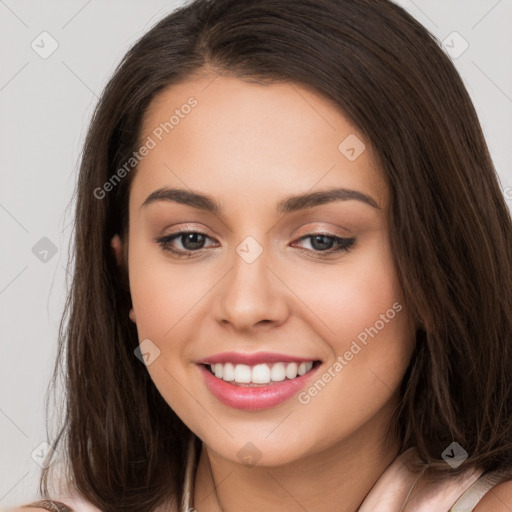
[197,363,321,411]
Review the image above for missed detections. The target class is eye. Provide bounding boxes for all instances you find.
[292,233,356,255]
[155,230,356,259]
[155,231,216,259]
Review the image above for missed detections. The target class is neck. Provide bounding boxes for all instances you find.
[192,397,401,512]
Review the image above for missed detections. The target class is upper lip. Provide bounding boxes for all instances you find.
[197,351,320,366]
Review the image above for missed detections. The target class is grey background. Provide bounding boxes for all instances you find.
[1,0,511,506]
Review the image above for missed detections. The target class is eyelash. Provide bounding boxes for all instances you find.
[155,230,356,259]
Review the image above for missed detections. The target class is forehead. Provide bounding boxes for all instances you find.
[131,74,387,213]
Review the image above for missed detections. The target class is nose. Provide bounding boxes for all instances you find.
[213,244,289,333]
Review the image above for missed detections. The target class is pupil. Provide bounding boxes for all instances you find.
[312,235,333,251]
[183,233,205,250]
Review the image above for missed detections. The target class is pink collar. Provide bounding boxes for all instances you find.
[358,447,484,512]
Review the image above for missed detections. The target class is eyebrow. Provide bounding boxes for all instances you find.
[141,186,381,213]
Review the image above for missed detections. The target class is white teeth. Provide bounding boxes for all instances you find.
[234,364,252,383]
[208,361,315,384]
[285,362,298,379]
[214,363,223,378]
[252,363,271,384]
[270,362,286,381]
[222,362,235,381]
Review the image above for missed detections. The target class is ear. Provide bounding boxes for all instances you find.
[111,234,124,267]
[111,234,135,323]
[110,233,131,293]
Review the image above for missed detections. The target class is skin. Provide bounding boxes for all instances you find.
[111,74,418,511]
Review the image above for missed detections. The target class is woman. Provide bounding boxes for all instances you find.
[16,0,512,510]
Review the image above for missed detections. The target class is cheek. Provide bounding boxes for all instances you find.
[292,262,413,456]
[290,232,405,350]
[293,232,414,412]
[127,240,202,415]
[127,236,211,341]
[333,236,412,373]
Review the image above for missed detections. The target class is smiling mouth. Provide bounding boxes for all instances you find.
[200,360,322,387]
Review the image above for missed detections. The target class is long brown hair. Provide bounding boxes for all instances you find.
[41,0,512,510]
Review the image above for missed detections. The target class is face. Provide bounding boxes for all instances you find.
[115,74,416,467]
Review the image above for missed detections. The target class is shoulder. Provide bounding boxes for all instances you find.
[473,478,512,511]
[11,499,77,511]
[9,509,46,512]
[10,494,179,512]
[9,508,71,512]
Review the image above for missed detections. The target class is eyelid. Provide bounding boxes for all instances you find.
[294,225,351,238]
